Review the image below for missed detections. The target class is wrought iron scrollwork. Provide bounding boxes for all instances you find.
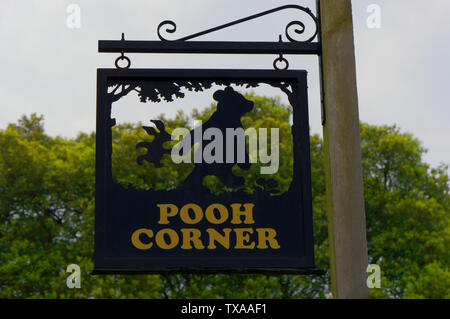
[157,4,318,43]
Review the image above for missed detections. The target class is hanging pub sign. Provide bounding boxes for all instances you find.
[94,69,315,273]
[94,4,321,274]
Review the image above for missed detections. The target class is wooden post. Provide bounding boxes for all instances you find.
[317,0,370,298]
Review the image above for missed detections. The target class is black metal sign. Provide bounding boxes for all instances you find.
[94,69,315,273]
[94,4,322,274]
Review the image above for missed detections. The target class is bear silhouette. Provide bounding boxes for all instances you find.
[180,86,254,189]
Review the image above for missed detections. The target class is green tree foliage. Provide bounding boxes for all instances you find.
[0,95,448,298]
[360,124,450,298]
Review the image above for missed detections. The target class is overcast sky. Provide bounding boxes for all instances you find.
[1,0,449,170]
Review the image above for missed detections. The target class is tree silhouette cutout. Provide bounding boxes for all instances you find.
[107,80,260,104]
[106,79,296,193]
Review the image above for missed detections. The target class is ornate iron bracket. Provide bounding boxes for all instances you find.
[157,4,318,43]
[99,5,321,56]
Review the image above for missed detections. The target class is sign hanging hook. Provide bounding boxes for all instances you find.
[273,35,289,70]
[115,33,131,69]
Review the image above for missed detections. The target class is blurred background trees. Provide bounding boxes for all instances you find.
[0,94,448,298]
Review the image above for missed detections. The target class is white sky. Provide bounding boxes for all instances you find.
[0,0,449,170]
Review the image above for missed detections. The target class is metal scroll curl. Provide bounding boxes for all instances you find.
[157,4,319,43]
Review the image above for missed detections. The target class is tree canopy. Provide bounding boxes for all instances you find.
[0,95,448,298]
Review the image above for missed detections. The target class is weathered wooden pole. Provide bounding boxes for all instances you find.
[316,0,370,298]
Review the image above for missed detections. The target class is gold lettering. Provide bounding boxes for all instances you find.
[131,228,153,250]
[179,203,203,224]
[157,204,178,224]
[206,228,231,249]
[256,228,280,249]
[230,203,255,224]
[205,204,229,224]
[234,228,255,249]
[155,228,179,249]
[181,228,205,249]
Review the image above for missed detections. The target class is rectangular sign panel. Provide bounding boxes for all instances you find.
[94,69,315,273]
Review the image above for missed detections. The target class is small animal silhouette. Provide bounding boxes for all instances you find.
[136,120,171,168]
